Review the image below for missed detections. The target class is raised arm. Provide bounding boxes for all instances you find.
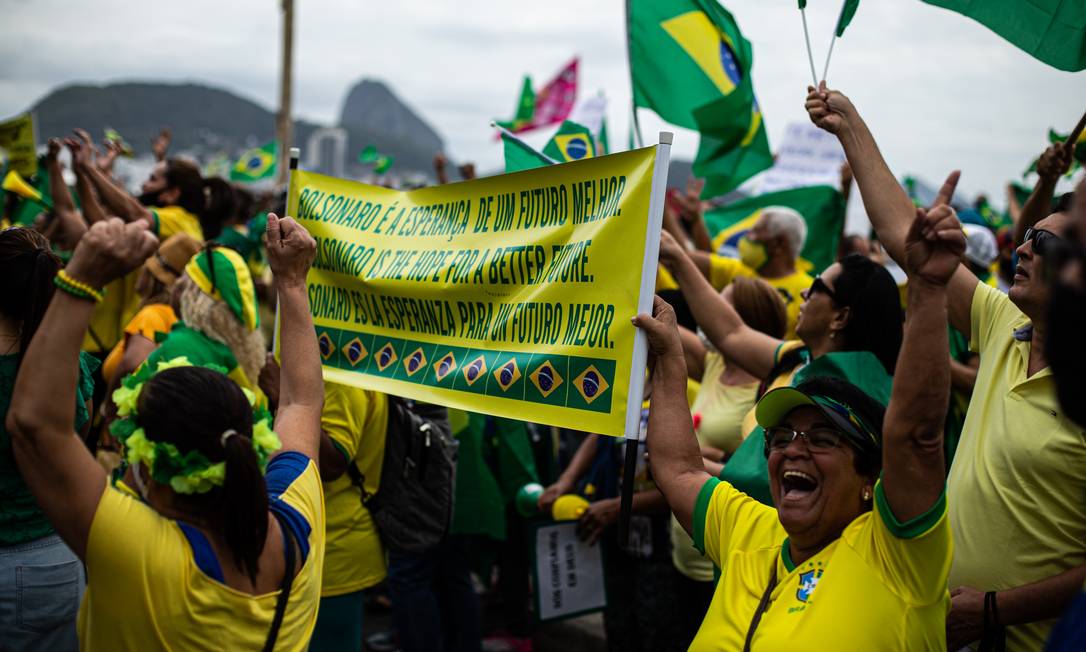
[265,213,323,461]
[805,83,979,338]
[1015,143,1071,246]
[65,136,109,226]
[635,296,710,535]
[880,205,964,522]
[42,139,89,250]
[7,219,158,559]
[70,129,153,226]
[658,230,781,379]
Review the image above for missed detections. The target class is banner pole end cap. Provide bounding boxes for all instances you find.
[658,132,674,145]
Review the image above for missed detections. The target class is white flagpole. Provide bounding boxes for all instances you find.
[618,131,671,546]
[800,8,819,87]
[490,121,560,164]
[822,0,848,82]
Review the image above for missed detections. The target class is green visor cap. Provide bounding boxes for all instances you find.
[755,386,881,453]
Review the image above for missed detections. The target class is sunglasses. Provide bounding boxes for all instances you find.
[1022,228,1062,257]
[807,276,839,302]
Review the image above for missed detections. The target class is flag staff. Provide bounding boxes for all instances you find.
[822,0,850,82]
[1066,109,1086,153]
[275,0,295,187]
[624,0,645,148]
[799,4,820,86]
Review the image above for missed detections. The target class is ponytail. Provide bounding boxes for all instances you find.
[164,159,237,239]
[0,228,62,368]
[221,431,269,585]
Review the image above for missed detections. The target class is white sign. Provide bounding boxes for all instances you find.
[534,522,607,621]
[758,122,846,194]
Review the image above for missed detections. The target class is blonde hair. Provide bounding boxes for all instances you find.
[177,276,266,384]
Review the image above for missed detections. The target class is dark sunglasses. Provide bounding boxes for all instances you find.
[1022,227,1062,257]
[808,276,839,302]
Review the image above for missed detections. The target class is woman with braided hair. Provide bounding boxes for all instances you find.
[6,214,326,650]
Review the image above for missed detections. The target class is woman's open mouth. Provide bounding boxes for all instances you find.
[780,469,820,502]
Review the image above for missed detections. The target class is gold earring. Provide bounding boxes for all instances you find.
[830,331,837,340]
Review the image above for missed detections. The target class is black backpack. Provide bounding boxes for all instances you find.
[347,396,458,553]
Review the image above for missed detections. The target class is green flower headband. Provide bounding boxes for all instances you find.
[110,356,281,494]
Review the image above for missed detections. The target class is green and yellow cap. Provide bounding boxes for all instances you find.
[185,245,260,331]
[755,386,881,454]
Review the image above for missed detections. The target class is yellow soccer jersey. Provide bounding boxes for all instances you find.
[151,205,204,241]
[708,255,811,339]
[77,452,325,651]
[690,477,951,651]
[321,382,389,596]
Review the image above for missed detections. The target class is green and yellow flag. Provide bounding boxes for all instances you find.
[501,132,553,173]
[629,0,770,196]
[184,247,260,331]
[629,0,756,134]
[230,141,277,183]
[705,185,846,273]
[921,0,1086,72]
[496,76,537,132]
[359,145,394,174]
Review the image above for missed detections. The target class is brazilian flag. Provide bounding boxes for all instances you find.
[502,132,552,173]
[542,121,596,163]
[629,0,770,196]
[705,185,846,274]
[230,141,277,183]
[359,145,394,174]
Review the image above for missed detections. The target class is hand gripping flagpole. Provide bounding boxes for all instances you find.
[620,131,672,546]
[272,146,301,357]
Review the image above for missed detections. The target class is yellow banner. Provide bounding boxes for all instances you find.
[290,147,660,436]
[0,113,38,178]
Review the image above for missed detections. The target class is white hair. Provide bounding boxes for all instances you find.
[760,207,807,259]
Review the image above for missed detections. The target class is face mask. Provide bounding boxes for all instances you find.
[738,236,769,271]
[1047,279,1086,427]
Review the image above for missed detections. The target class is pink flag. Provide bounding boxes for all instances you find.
[518,58,578,133]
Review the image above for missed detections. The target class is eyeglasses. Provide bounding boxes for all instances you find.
[1022,228,1062,257]
[764,426,846,454]
[806,276,839,302]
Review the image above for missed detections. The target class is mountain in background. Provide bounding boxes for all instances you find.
[27,79,445,177]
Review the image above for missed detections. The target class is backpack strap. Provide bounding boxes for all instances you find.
[263,512,297,652]
[347,461,371,503]
[757,347,807,399]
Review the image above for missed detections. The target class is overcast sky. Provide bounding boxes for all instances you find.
[2,0,1083,204]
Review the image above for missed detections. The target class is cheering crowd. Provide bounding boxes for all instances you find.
[0,79,1084,652]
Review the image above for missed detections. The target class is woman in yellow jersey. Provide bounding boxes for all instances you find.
[636,206,963,650]
[7,214,327,651]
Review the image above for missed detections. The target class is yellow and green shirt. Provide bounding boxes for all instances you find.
[690,477,951,651]
[77,452,325,651]
[948,282,1086,649]
[708,256,813,339]
[321,382,388,597]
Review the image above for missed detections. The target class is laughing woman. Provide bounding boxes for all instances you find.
[6,214,326,650]
[637,205,965,650]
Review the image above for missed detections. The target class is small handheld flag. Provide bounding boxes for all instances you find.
[230,142,277,183]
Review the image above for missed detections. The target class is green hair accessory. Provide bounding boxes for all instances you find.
[110,357,281,495]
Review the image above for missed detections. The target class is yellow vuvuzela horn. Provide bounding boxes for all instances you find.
[2,170,52,209]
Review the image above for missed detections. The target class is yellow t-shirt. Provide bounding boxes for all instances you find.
[101,304,178,382]
[321,382,389,597]
[690,477,951,651]
[708,256,812,339]
[947,282,1086,650]
[77,452,325,651]
[151,205,204,241]
[673,351,759,581]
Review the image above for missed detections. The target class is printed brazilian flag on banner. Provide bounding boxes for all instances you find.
[542,121,597,164]
[230,141,277,183]
[705,185,846,273]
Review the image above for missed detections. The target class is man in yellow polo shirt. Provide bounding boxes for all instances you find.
[807,84,1086,649]
[684,207,812,338]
